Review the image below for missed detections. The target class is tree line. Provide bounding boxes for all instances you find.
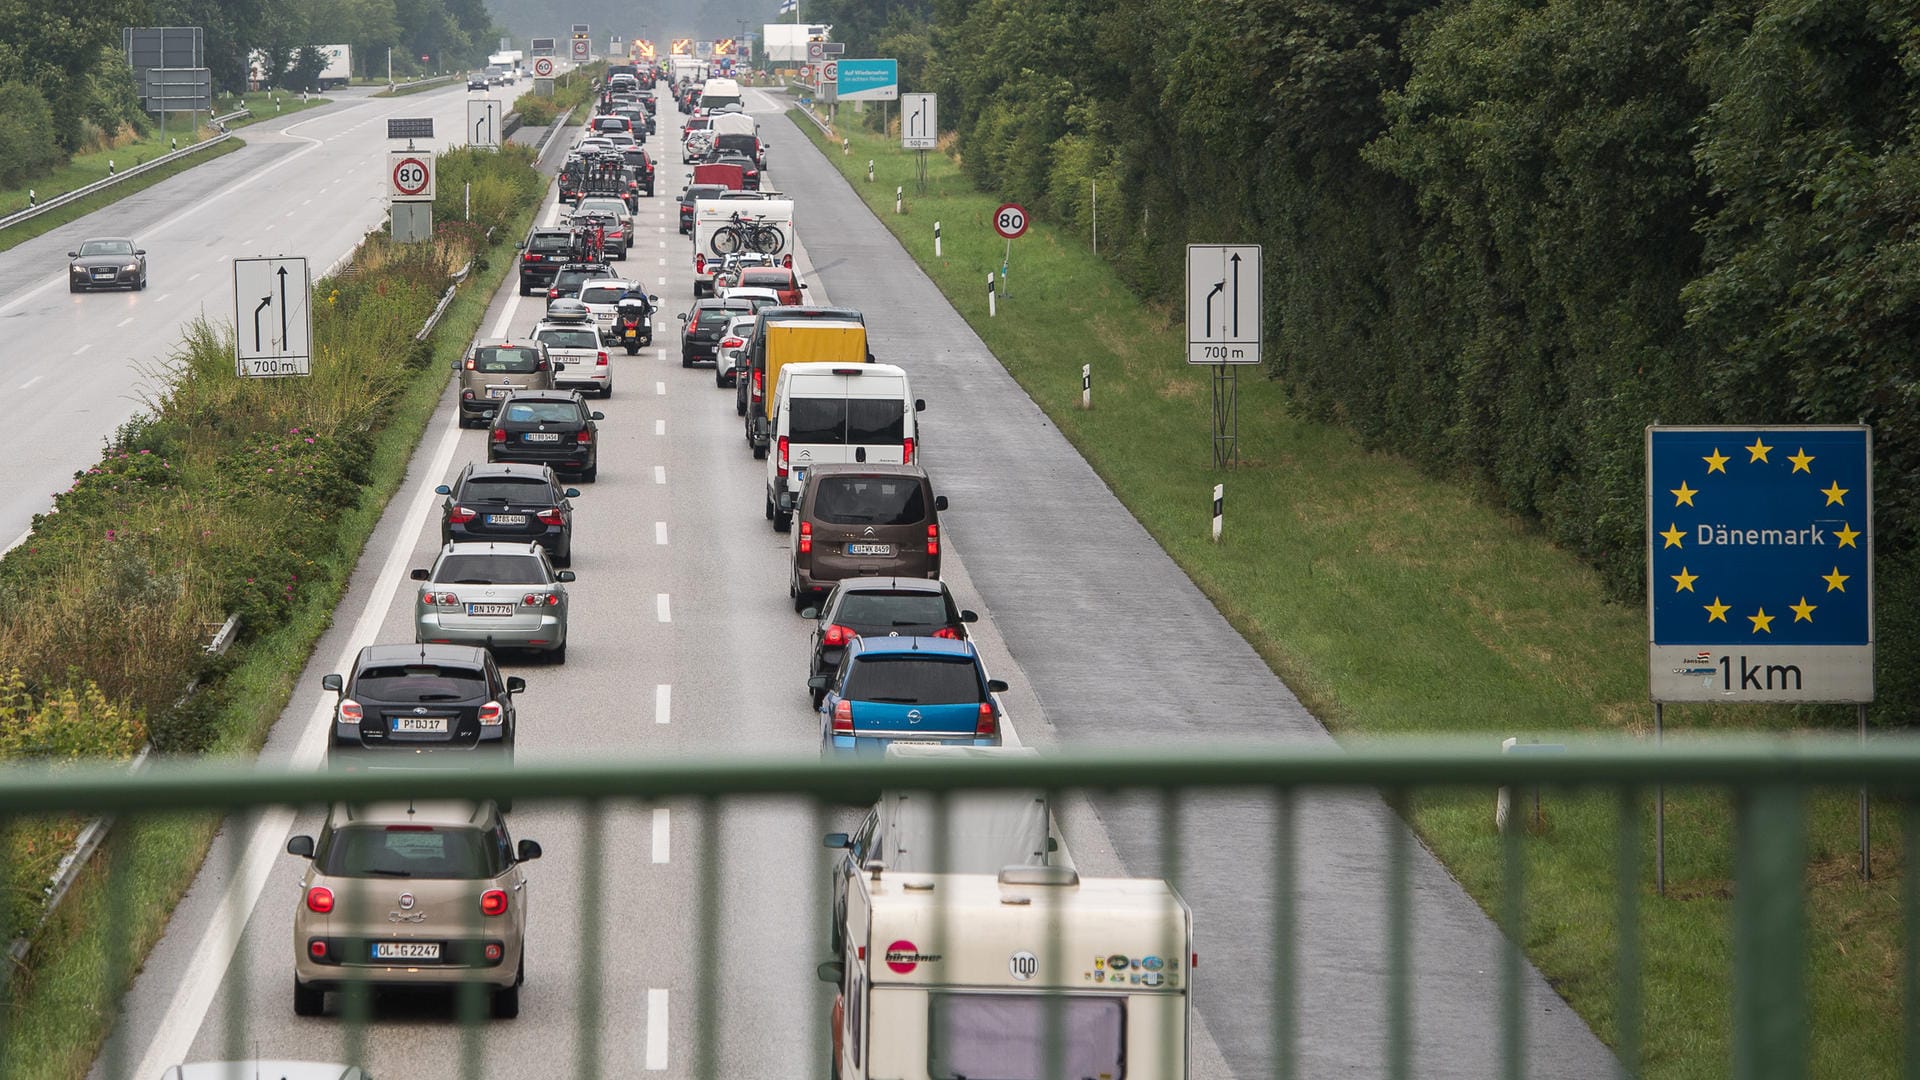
[798,0,1920,724]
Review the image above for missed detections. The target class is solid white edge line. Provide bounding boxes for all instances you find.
[655,683,671,725]
[645,988,669,1070]
[651,808,670,863]
[654,521,668,545]
[129,398,468,1080]
[656,593,670,623]
[488,285,523,339]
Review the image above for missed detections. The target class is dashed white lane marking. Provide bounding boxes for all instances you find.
[655,348,666,361]
[20,375,43,389]
[73,344,92,355]
[657,276,666,286]
[654,465,666,485]
[658,239,666,248]
[188,273,201,282]
[655,381,665,396]
[652,808,670,863]
[655,684,672,724]
[645,988,669,1070]
[656,593,671,623]
[657,257,666,266]
[302,198,312,206]
[116,316,134,328]
[655,521,668,546]
[153,294,171,304]
[654,419,665,436]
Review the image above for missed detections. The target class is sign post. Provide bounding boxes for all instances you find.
[232,257,312,378]
[1185,244,1262,469]
[1646,424,1874,889]
[992,202,1026,300]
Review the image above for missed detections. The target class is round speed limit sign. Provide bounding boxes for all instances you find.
[392,156,431,198]
[533,57,554,77]
[994,202,1029,239]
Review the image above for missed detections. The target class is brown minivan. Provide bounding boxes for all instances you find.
[788,463,948,613]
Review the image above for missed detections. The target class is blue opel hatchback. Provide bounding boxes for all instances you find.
[812,637,1008,757]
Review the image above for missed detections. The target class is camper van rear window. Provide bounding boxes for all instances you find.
[926,993,1125,1080]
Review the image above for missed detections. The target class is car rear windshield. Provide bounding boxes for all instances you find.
[501,401,583,424]
[592,117,627,131]
[789,399,907,448]
[434,554,551,585]
[578,284,627,305]
[458,476,557,504]
[537,327,600,349]
[528,232,573,252]
[577,200,627,217]
[740,270,792,287]
[845,656,983,705]
[352,664,487,702]
[812,476,928,526]
[471,347,542,373]
[715,134,756,152]
[837,591,951,628]
[696,308,741,329]
[554,271,605,291]
[317,825,497,880]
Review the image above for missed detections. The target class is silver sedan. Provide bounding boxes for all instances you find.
[412,541,574,662]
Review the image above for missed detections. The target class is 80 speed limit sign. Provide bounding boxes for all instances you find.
[388,150,435,201]
[993,202,1028,239]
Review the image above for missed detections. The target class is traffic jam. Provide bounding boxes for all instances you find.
[275,59,1194,1079]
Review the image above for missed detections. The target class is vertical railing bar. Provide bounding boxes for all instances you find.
[101,823,134,1080]
[1042,785,1068,1080]
[810,799,834,1080]
[695,796,721,1080]
[1501,794,1525,1080]
[1161,787,1184,1080]
[458,846,487,1080]
[575,798,607,1080]
[1273,787,1297,1080]
[930,789,956,1079]
[1903,800,1919,1080]
[1388,789,1412,1080]
[1617,788,1643,1080]
[0,813,14,1073]
[340,815,372,1069]
[223,808,254,1065]
[1732,782,1807,1080]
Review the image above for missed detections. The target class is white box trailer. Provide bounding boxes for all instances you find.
[316,44,351,90]
[824,865,1192,1080]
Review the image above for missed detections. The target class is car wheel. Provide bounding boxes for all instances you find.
[774,508,792,532]
[492,982,521,1019]
[518,281,529,296]
[581,465,597,482]
[135,274,146,291]
[553,545,571,568]
[681,353,692,368]
[752,440,767,460]
[736,394,747,417]
[793,591,813,614]
[293,977,324,1017]
[625,343,640,355]
[765,492,775,520]
[599,384,613,398]
[68,281,78,293]
[551,641,567,665]
[714,367,726,388]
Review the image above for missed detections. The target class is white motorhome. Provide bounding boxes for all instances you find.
[692,198,794,297]
[822,865,1193,1080]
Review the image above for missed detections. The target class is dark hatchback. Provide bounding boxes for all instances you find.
[321,643,524,770]
[622,147,657,194]
[677,298,753,367]
[487,390,603,482]
[517,227,577,295]
[801,578,977,705]
[678,183,726,234]
[703,147,761,189]
[437,461,581,567]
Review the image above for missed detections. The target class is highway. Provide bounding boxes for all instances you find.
[81,83,1616,1078]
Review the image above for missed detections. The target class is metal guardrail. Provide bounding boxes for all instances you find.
[0,109,250,230]
[0,738,1907,1079]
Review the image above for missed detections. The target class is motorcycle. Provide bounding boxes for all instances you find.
[614,296,658,354]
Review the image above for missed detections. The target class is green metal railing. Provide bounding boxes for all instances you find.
[0,738,1912,1079]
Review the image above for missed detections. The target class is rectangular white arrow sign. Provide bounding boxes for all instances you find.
[467,99,502,148]
[1186,244,1262,365]
[902,92,937,150]
[233,256,312,377]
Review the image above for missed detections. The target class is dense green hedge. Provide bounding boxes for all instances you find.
[807,0,1920,723]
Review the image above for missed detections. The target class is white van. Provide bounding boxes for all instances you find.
[768,362,924,529]
[700,77,742,112]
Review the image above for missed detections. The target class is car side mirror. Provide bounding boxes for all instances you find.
[649,294,659,302]
[434,484,451,495]
[934,495,949,512]
[914,398,926,412]
[516,839,543,861]
[409,568,430,581]
[799,607,819,620]
[822,832,850,849]
[799,282,809,289]
[564,487,582,498]
[590,411,605,420]
[677,313,688,321]
[67,251,77,258]
[320,673,343,693]
[960,610,979,623]
[134,249,146,256]
[816,960,844,985]
[807,675,829,690]
[504,677,528,696]
[285,835,315,858]
[987,679,1010,694]
[555,570,576,582]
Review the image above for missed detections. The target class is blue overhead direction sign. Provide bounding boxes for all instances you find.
[1646,425,1872,703]
[834,58,897,101]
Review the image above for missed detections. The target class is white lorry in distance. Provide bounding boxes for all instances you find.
[317,45,352,90]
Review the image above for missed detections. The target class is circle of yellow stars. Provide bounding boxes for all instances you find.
[1659,437,1859,634]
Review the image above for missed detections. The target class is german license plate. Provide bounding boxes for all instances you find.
[792,468,806,484]
[488,388,512,399]
[847,543,893,557]
[389,715,450,733]
[371,941,442,961]
[485,514,527,525]
[467,603,514,616]
[524,432,561,442]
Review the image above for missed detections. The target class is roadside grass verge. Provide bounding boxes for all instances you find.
[798,115,1904,1080]
[0,152,543,1080]
[222,90,332,128]
[373,75,463,98]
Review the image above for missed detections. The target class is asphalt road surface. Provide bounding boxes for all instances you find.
[81,83,1617,1079]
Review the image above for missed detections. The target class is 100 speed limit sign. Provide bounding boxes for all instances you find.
[389,150,435,201]
[994,202,1028,239]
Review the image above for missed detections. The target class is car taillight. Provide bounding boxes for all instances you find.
[695,254,706,274]
[753,369,763,396]
[597,350,609,367]
[720,336,743,349]
[822,623,857,647]
[927,523,939,557]
[903,436,915,464]
[309,939,328,959]
[478,701,504,726]
[976,702,997,736]
[782,254,792,268]
[799,520,812,554]
[449,504,477,524]
[480,889,509,916]
[492,429,506,443]
[576,429,592,444]
[537,507,564,525]
[831,699,853,733]
[306,886,334,913]
[522,252,541,262]
[462,389,475,400]
[484,943,504,961]
[933,626,963,640]
[777,435,788,477]
[338,698,363,723]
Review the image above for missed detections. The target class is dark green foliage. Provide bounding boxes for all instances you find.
[0,83,62,187]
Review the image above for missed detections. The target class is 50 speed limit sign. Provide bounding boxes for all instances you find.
[388,150,435,201]
[993,202,1028,239]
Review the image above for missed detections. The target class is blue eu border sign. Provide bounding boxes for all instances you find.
[1646,425,1872,703]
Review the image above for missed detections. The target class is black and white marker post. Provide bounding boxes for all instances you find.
[1211,484,1224,542]
[896,186,903,214]
[1082,364,1091,409]
[934,221,942,257]
[867,159,874,182]
[987,272,996,318]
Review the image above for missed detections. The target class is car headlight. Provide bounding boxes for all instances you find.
[124,263,140,272]
[71,265,84,274]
